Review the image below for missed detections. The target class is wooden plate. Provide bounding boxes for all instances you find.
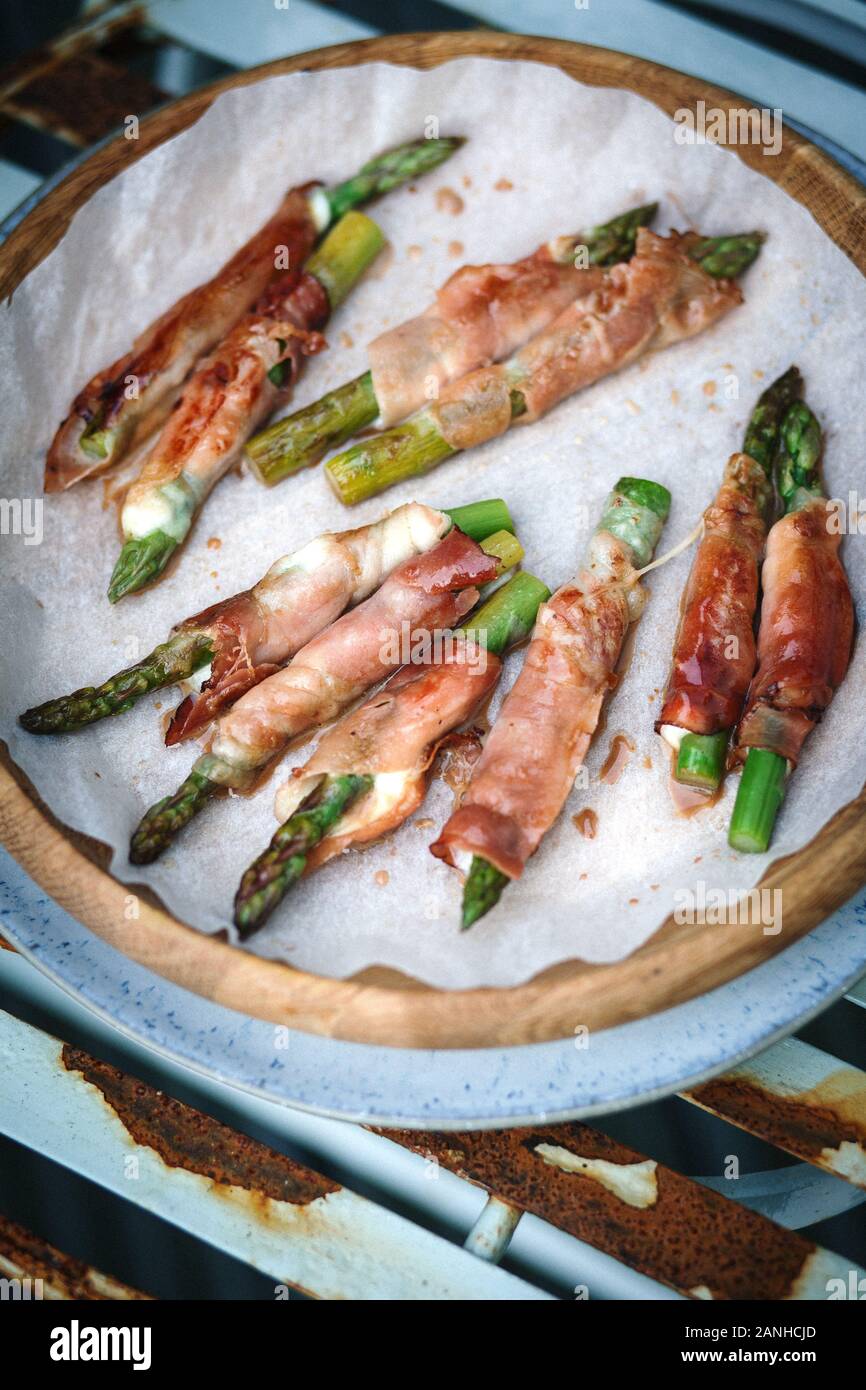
[2,32,865,1049]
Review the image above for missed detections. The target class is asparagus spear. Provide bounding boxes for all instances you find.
[21,498,513,735]
[325,234,764,507]
[234,775,374,935]
[49,138,464,488]
[106,212,385,604]
[462,476,671,929]
[245,203,659,485]
[673,366,802,791]
[727,400,825,853]
[127,517,523,865]
[234,571,552,937]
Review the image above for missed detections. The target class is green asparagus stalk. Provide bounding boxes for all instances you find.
[129,767,219,866]
[126,499,523,862]
[674,366,802,792]
[326,234,764,507]
[19,630,213,734]
[323,138,464,221]
[462,476,671,930]
[107,211,386,604]
[728,399,824,853]
[69,138,463,476]
[20,497,514,736]
[234,773,373,936]
[233,569,551,936]
[245,203,659,485]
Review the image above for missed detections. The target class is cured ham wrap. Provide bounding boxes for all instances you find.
[107,212,385,602]
[430,478,670,927]
[247,203,658,484]
[129,524,517,864]
[326,228,763,505]
[233,572,550,937]
[20,499,513,738]
[728,398,854,853]
[656,369,800,791]
[44,136,462,491]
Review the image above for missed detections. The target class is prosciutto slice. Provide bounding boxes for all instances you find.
[272,640,501,871]
[120,272,329,541]
[46,187,318,491]
[200,527,498,787]
[732,499,854,767]
[167,501,450,743]
[429,230,743,452]
[368,246,604,427]
[431,531,644,879]
[657,453,769,737]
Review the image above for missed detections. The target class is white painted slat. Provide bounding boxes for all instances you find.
[146,0,376,70]
[0,1009,551,1301]
[0,160,41,224]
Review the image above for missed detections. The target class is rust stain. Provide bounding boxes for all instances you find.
[377,1123,817,1301]
[61,1045,339,1206]
[0,1213,151,1300]
[686,1070,866,1186]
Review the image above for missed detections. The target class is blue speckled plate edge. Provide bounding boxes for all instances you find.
[2,107,864,1129]
[3,850,865,1129]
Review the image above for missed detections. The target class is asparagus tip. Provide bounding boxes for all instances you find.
[108,530,178,603]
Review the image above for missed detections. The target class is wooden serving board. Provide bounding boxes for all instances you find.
[2,32,865,1049]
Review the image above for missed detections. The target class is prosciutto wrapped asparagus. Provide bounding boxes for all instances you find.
[45,137,462,491]
[728,400,854,852]
[20,498,511,738]
[431,478,670,927]
[129,524,518,864]
[107,212,385,602]
[233,573,550,936]
[246,203,658,483]
[326,228,763,505]
[656,368,801,791]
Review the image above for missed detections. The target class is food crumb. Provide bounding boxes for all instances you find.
[753,368,765,380]
[339,331,354,349]
[579,872,588,881]
[448,240,464,258]
[461,174,472,188]
[206,537,221,550]
[210,571,218,579]
[494,177,514,191]
[572,808,598,839]
[374,870,389,887]
[407,244,423,261]
[643,755,652,769]
[625,399,641,415]
[435,187,464,215]
[703,380,716,397]
[650,884,659,891]
[629,897,639,906]
[694,855,702,863]
[415,817,435,830]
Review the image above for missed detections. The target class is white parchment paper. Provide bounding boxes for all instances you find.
[2,59,865,988]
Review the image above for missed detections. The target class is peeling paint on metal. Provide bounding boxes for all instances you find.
[684,1044,866,1191]
[0,1213,150,1299]
[378,1123,861,1301]
[535,1145,658,1209]
[61,1044,339,1206]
